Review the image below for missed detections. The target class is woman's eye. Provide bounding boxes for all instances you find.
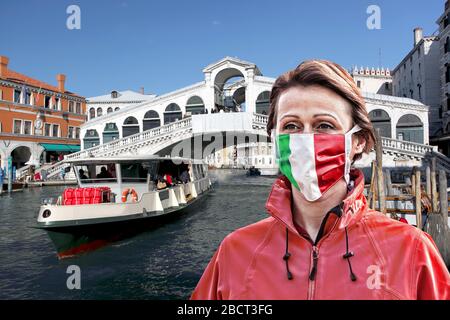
[283,123,300,131]
[316,123,335,130]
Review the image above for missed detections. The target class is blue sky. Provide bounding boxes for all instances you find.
[0,0,444,97]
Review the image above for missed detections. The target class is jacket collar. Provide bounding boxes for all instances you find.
[265,169,368,238]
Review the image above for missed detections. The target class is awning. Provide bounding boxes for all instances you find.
[40,143,81,152]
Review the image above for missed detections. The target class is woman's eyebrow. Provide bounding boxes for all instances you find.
[313,113,339,121]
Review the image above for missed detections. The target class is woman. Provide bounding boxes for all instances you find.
[191,60,450,300]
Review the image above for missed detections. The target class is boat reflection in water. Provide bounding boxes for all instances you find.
[35,156,211,258]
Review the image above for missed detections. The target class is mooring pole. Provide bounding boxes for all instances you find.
[426,165,431,198]
[375,130,386,215]
[415,167,422,229]
[431,158,438,212]
[439,170,448,220]
[7,156,12,194]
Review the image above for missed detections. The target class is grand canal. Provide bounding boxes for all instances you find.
[0,170,275,299]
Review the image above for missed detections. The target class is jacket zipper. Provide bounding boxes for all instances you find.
[307,246,319,299]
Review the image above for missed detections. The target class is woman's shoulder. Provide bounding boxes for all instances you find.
[220,217,277,251]
[361,209,426,243]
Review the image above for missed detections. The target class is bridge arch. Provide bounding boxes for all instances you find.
[143,110,161,130]
[255,91,270,115]
[369,109,391,138]
[97,107,103,117]
[89,107,95,120]
[164,103,182,124]
[186,96,205,115]
[107,107,113,114]
[123,116,140,137]
[396,114,423,144]
[214,68,245,113]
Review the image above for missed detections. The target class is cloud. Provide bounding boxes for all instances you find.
[212,20,221,26]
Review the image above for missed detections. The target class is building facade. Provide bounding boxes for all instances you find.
[0,55,86,170]
[392,28,441,140]
[436,0,450,155]
[351,66,392,95]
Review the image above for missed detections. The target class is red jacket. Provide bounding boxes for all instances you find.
[191,169,450,300]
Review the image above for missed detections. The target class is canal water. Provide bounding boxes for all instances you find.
[0,170,275,299]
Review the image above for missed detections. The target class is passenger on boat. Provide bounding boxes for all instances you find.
[164,173,173,187]
[96,166,113,179]
[180,169,190,184]
[192,60,450,300]
[79,169,88,180]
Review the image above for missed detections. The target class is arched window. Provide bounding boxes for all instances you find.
[369,109,391,138]
[396,114,423,144]
[103,123,119,143]
[186,96,205,115]
[89,108,95,120]
[163,103,182,124]
[122,116,139,137]
[446,37,450,54]
[97,107,103,117]
[107,107,113,114]
[143,110,161,131]
[255,91,270,115]
[83,129,100,149]
[114,107,120,112]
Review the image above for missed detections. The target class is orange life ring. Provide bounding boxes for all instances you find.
[121,188,138,203]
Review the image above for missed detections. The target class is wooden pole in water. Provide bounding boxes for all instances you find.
[415,167,422,229]
[368,161,376,208]
[374,130,386,214]
[439,170,448,219]
[411,172,416,197]
[426,165,431,198]
[431,158,438,212]
[385,169,393,196]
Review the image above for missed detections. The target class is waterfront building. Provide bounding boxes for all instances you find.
[436,0,450,155]
[391,28,442,147]
[0,55,86,170]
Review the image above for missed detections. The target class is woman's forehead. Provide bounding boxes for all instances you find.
[277,85,353,120]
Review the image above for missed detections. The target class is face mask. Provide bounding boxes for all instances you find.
[274,125,362,202]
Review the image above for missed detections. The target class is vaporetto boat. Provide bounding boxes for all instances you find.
[35,155,211,258]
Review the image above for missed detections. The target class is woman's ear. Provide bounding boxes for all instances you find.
[351,134,366,159]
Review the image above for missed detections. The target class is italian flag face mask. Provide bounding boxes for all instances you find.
[274,125,362,202]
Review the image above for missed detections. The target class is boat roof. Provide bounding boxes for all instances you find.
[64,155,205,165]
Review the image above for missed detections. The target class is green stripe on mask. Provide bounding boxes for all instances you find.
[277,134,300,190]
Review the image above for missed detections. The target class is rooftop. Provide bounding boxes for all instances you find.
[87,90,157,103]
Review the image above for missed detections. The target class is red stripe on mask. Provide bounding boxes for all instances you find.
[314,134,346,194]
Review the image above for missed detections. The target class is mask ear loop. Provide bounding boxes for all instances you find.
[344,125,363,184]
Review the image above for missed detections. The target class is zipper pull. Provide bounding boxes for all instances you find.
[309,246,319,281]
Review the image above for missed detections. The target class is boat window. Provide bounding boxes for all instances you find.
[75,164,117,184]
[121,163,148,183]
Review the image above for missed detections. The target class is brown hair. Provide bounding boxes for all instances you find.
[267,60,376,161]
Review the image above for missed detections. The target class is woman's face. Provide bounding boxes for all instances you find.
[275,85,365,161]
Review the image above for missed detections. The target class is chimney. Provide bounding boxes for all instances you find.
[0,56,9,78]
[140,87,145,94]
[57,74,66,93]
[414,27,423,46]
